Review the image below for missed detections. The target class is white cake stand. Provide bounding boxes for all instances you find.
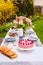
[17,45,35,51]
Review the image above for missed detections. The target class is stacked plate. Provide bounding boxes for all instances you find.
[5,37,16,42]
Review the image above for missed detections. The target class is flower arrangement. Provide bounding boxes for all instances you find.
[13,16,32,30]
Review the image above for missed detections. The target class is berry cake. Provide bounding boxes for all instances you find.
[18,39,34,49]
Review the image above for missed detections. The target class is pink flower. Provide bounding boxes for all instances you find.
[29,22,32,26]
[16,17,19,22]
[26,18,32,25]
[13,20,18,24]
[19,20,23,25]
[19,16,24,20]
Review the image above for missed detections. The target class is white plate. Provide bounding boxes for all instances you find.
[17,45,35,51]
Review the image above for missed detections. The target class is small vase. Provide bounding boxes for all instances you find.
[18,28,23,37]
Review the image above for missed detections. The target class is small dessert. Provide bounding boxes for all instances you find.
[0,46,10,53]
[10,54,17,59]
[6,50,15,56]
[0,46,17,59]
[18,39,34,49]
[9,33,17,37]
[9,26,18,37]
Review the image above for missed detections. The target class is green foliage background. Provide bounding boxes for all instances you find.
[15,0,34,17]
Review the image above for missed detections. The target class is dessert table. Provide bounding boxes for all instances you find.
[1,28,42,47]
[0,28,43,65]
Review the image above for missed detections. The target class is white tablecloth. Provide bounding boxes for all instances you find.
[0,28,43,65]
[0,47,43,65]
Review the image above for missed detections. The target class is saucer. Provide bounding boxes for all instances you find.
[5,38,16,42]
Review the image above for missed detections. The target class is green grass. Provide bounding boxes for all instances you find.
[33,20,43,44]
[0,19,43,44]
[0,32,7,38]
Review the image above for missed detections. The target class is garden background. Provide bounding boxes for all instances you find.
[0,0,43,44]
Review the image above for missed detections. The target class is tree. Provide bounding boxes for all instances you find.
[0,1,17,25]
[15,0,34,17]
